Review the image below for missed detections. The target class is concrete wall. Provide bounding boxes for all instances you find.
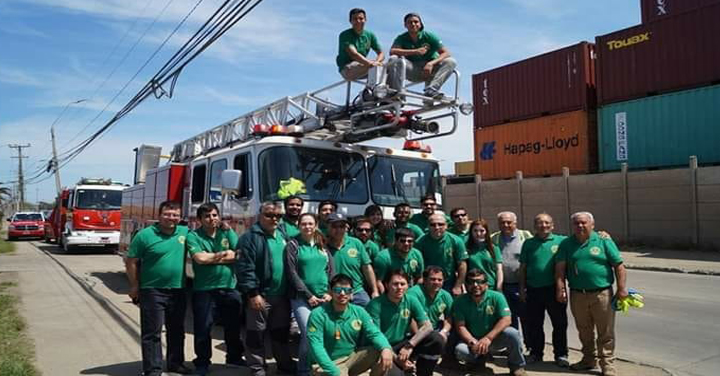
[444,162,720,250]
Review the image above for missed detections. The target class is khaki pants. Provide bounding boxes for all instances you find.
[341,62,371,81]
[570,288,616,369]
[312,347,385,376]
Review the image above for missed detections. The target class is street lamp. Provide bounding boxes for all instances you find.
[50,99,88,196]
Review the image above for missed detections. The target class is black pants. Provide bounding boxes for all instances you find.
[392,331,445,376]
[192,288,244,367]
[525,285,568,358]
[140,288,186,375]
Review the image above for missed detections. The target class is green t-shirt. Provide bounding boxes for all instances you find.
[415,232,468,282]
[127,224,189,289]
[466,242,502,290]
[392,30,443,62]
[307,303,391,376]
[556,232,623,290]
[297,239,331,297]
[327,236,371,294]
[187,227,238,290]
[384,222,424,247]
[520,233,566,288]
[279,219,300,239]
[452,291,511,339]
[336,28,381,71]
[448,226,470,243]
[406,285,454,329]
[366,294,428,345]
[362,239,381,262]
[266,230,289,296]
[408,212,452,233]
[373,248,424,283]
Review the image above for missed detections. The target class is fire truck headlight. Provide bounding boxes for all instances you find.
[459,102,474,116]
[373,84,389,100]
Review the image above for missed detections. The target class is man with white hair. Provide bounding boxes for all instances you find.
[491,211,532,334]
[555,212,627,376]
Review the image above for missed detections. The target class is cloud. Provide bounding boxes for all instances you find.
[0,21,48,38]
[0,66,44,86]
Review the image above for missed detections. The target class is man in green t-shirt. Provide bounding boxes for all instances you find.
[336,8,384,80]
[325,213,379,306]
[415,213,468,296]
[366,271,444,376]
[408,195,451,233]
[236,202,295,376]
[125,201,192,376]
[555,212,627,376]
[187,203,244,374]
[518,213,569,367]
[387,12,457,102]
[453,269,527,376]
[384,202,424,248]
[448,207,471,242]
[317,200,337,237]
[372,228,425,292]
[406,266,453,338]
[279,195,303,239]
[353,216,382,262]
[307,274,393,376]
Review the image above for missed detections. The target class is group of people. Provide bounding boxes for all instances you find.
[126,194,627,376]
[336,8,457,102]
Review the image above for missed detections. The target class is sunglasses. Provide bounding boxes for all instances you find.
[453,213,468,218]
[467,279,488,286]
[263,213,282,220]
[429,223,446,227]
[356,228,372,233]
[332,287,353,295]
[397,238,414,244]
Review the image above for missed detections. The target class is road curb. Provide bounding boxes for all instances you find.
[624,264,720,276]
[565,345,674,376]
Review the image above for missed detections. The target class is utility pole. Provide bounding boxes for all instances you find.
[50,99,87,196]
[8,143,30,211]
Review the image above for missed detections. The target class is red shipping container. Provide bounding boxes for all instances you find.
[597,4,720,105]
[472,42,596,128]
[641,0,720,23]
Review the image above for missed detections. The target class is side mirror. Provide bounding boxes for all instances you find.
[6,218,10,222]
[221,170,243,196]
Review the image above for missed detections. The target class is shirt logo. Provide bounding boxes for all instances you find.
[409,259,419,270]
[445,247,453,257]
[401,308,411,319]
[486,305,495,315]
[590,246,602,256]
[351,319,362,331]
[178,236,186,244]
[347,248,358,258]
[438,303,447,312]
[221,238,230,249]
[551,245,559,254]
[308,326,316,333]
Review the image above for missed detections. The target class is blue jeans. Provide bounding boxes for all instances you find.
[454,327,526,370]
[192,289,244,368]
[139,288,186,375]
[351,290,371,306]
[291,299,312,376]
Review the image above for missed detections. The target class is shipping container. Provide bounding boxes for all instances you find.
[596,4,720,105]
[598,84,720,171]
[474,110,597,180]
[472,42,595,128]
[454,161,475,176]
[641,0,720,23]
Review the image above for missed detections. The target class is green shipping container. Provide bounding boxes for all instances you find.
[598,84,720,171]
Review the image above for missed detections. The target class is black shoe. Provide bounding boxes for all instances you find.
[226,358,247,368]
[276,361,297,375]
[167,364,194,374]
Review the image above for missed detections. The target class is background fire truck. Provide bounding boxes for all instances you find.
[45,178,126,253]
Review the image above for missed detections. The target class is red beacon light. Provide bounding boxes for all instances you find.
[270,125,288,135]
[403,140,432,153]
[252,124,270,136]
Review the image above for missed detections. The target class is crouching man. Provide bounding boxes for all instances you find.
[453,268,527,376]
[307,274,393,376]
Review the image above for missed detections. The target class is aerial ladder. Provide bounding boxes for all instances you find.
[170,62,474,162]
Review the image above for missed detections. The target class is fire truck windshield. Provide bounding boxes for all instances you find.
[259,146,369,204]
[368,155,441,208]
[74,189,122,210]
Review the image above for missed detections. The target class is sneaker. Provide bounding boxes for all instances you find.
[570,358,598,371]
[602,365,618,376]
[511,367,528,376]
[524,354,542,364]
[554,356,570,368]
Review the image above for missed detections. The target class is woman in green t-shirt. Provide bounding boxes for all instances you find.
[285,213,334,376]
[465,219,504,291]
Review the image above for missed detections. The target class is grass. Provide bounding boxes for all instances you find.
[0,279,39,376]
[0,236,16,254]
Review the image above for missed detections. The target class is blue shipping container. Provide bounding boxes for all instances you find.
[598,84,720,171]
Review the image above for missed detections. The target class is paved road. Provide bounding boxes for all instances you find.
[5,240,707,375]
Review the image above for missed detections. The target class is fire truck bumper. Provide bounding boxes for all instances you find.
[65,231,120,246]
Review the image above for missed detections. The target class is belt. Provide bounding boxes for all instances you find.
[571,286,610,294]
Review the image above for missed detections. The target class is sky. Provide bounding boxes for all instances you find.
[0,0,640,204]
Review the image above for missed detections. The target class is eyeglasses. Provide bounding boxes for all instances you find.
[356,228,372,233]
[263,213,282,220]
[332,287,353,295]
[467,279,487,286]
[397,238,414,244]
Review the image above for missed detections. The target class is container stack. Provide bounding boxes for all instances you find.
[471,42,597,179]
[596,2,720,171]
